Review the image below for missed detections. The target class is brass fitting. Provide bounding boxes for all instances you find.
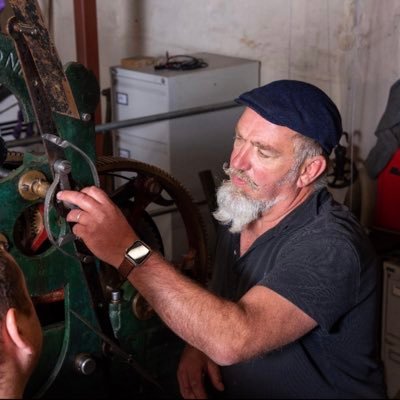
[18,171,50,201]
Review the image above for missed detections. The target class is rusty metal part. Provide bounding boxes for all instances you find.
[96,155,209,285]
[4,151,26,166]
[18,170,49,200]
[132,293,154,321]
[7,0,79,119]
[6,0,81,195]
[31,287,65,304]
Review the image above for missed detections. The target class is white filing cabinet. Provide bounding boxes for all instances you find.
[382,260,400,398]
[110,52,260,261]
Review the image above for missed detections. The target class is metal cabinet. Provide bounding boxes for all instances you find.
[110,53,260,261]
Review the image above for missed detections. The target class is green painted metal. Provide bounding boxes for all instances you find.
[0,33,34,122]
[0,27,110,396]
[0,22,182,399]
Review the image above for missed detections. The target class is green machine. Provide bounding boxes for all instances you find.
[0,0,208,397]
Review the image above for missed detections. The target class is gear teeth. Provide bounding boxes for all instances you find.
[96,155,210,284]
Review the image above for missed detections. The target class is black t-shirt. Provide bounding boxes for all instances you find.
[210,188,386,399]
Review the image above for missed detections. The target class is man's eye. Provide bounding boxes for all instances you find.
[234,136,244,145]
[258,149,270,158]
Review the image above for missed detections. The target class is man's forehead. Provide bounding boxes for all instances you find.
[237,108,299,142]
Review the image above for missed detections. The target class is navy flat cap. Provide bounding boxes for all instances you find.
[236,80,342,155]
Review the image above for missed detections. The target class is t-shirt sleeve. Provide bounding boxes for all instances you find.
[259,234,360,332]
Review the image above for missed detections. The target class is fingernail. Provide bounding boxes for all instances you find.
[56,192,62,199]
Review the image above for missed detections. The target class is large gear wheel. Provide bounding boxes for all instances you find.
[96,155,209,286]
[3,151,209,285]
[4,151,209,322]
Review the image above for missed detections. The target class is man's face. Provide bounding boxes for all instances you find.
[213,108,303,233]
[228,107,300,202]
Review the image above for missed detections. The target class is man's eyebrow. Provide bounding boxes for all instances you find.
[252,141,281,155]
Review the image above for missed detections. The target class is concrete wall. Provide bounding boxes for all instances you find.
[10,0,400,161]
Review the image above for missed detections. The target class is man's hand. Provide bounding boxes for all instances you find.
[57,186,137,267]
[177,345,224,399]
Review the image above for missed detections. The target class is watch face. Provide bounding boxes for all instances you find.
[126,241,151,265]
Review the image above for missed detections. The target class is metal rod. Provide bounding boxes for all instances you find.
[5,100,241,148]
[6,136,42,148]
[94,100,240,133]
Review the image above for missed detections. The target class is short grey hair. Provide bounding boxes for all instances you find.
[292,133,329,190]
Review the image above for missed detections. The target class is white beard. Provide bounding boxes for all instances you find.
[213,180,280,233]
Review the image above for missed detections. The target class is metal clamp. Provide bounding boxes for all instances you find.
[43,134,100,187]
[42,135,100,260]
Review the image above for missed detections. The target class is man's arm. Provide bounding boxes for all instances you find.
[130,257,317,365]
[57,186,317,365]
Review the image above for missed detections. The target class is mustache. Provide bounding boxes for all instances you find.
[222,162,259,190]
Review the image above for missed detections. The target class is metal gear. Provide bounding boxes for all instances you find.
[96,155,209,285]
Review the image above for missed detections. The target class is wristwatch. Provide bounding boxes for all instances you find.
[118,240,152,280]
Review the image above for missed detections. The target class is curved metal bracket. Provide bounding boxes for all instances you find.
[42,134,99,259]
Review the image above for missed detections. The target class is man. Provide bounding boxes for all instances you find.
[58,80,385,398]
[0,242,43,398]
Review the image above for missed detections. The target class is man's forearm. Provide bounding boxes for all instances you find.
[127,252,248,365]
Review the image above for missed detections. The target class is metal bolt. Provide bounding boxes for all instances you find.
[74,353,96,375]
[81,113,91,122]
[17,23,38,36]
[53,159,72,174]
[111,290,121,303]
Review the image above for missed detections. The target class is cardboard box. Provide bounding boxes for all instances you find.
[120,56,155,70]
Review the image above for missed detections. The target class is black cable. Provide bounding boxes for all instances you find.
[154,53,208,71]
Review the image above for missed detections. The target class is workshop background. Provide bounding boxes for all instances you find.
[45,1,400,397]
[33,0,400,225]
[44,0,398,159]
[1,0,400,398]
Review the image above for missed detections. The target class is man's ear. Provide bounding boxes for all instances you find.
[297,156,327,188]
[5,308,31,352]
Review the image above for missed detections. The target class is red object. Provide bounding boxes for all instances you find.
[374,148,400,232]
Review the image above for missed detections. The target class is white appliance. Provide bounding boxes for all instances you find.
[110,52,260,262]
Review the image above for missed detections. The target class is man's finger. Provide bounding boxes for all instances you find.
[57,190,99,211]
[80,186,113,205]
[191,380,208,399]
[208,362,224,391]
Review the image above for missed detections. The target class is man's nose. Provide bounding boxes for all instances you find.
[230,145,251,171]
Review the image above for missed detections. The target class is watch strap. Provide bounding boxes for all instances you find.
[118,257,136,280]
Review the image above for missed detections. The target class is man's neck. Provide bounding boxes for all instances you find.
[0,362,26,399]
[0,381,24,399]
[240,187,315,255]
